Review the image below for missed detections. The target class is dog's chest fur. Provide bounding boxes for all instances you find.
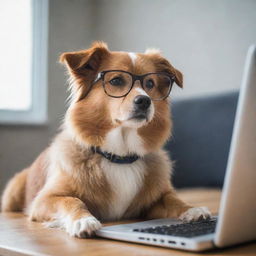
[101,159,145,220]
[100,127,146,220]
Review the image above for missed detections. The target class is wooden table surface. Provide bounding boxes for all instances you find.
[0,189,255,256]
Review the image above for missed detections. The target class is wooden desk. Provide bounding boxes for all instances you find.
[0,189,255,256]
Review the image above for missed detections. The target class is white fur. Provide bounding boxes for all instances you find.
[101,158,146,220]
[46,216,101,237]
[145,48,161,55]
[101,126,146,156]
[116,98,155,129]
[179,207,211,222]
[135,87,149,97]
[128,52,137,65]
[100,127,146,220]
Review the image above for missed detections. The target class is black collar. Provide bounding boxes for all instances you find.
[91,147,140,164]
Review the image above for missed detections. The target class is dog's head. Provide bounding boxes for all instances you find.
[61,42,182,155]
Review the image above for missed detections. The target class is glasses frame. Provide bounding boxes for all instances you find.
[93,70,176,101]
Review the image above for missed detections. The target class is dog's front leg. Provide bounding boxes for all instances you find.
[29,194,101,238]
[146,189,211,222]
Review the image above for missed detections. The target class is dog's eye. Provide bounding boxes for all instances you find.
[109,77,125,86]
[145,79,155,90]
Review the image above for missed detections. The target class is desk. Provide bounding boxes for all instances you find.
[0,189,255,256]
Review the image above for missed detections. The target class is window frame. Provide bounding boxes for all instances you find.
[0,0,49,125]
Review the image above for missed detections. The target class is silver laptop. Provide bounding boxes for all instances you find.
[96,45,256,251]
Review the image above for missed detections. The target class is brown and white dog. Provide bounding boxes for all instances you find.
[1,42,211,238]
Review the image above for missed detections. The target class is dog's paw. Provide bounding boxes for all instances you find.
[46,216,102,238]
[68,216,102,238]
[179,207,211,222]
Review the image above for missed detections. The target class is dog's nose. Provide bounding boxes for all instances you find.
[133,95,151,111]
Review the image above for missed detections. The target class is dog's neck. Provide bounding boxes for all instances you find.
[100,126,147,157]
[64,122,147,157]
[91,146,140,164]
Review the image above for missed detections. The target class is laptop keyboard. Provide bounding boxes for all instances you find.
[133,218,217,238]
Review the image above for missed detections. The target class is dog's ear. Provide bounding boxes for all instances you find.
[173,68,183,88]
[145,49,183,88]
[60,41,109,73]
[60,41,109,71]
[60,41,109,99]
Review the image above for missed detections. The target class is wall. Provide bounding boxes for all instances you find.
[1,0,256,192]
[92,0,256,98]
[0,0,94,191]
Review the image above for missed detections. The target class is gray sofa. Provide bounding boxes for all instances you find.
[165,91,239,188]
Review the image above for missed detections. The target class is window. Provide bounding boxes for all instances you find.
[0,0,48,124]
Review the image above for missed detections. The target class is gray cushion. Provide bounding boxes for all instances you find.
[165,91,238,188]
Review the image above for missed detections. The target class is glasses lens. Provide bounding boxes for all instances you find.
[143,73,173,100]
[103,71,132,97]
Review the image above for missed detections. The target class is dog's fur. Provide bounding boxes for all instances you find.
[1,42,211,238]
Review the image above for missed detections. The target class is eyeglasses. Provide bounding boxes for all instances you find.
[93,70,175,100]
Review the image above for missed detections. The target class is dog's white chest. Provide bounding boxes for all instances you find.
[101,159,145,220]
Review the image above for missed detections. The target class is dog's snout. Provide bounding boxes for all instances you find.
[133,95,151,111]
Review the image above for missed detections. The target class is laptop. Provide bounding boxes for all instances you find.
[96,45,256,251]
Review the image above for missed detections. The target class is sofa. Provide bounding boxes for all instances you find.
[165,91,239,188]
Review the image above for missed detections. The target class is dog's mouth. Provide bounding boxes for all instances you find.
[128,111,149,122]
[114,109,153,126]
[114,113,149,125]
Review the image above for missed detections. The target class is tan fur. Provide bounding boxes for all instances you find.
[1,168,27,212]
[1,41,210,237]
[124,151,190,219]
[25,150,48,207]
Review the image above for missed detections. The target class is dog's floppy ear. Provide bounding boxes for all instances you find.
[173,68,183,88]
[60,41,109,99]
[60,41,109,73]
[145,49,183,88]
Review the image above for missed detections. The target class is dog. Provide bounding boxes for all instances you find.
[1,42,211,238]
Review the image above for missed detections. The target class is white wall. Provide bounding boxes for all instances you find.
[92,0,256,98]
[1,0,256,192]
